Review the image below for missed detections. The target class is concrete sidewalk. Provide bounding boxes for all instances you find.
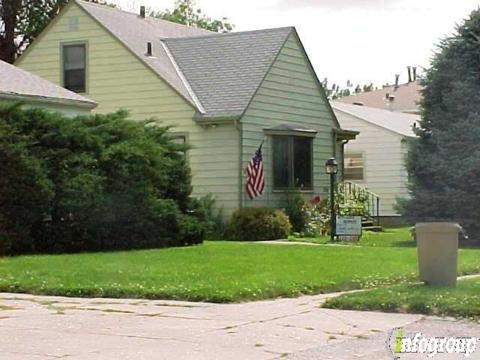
[0,292,478,359]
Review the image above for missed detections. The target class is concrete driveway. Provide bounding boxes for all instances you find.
[0,292,478,359]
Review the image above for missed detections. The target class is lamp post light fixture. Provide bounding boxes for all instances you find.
[325,157,338,242]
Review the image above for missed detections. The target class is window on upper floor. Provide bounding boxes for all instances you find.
[272,136,313,190]
[171,134,188,158]
[344,152,364,181]
[63,44,86,93]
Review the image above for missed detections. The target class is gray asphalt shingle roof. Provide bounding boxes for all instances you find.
[0,59,96,107]
[331,101,419,137]
[76,1,294,119]
[163,27,293,119]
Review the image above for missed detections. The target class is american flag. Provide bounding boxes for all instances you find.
[245,143,265,199]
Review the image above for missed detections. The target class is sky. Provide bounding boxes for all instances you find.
[114,0,480,89]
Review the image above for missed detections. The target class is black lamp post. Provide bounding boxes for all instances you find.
[325,157,338,242]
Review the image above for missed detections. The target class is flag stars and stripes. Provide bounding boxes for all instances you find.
[245,143,265,199]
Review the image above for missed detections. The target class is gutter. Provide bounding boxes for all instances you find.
[193,113,241,125]
[0,92,97,109]
[333,128,359,140]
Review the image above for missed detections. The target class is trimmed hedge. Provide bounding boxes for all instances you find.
[226,207,291,241]
[0,103,205,255]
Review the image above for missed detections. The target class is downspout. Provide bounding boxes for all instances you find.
[340,139,350,182]
[235,118,243,210]
[332,129,337,158]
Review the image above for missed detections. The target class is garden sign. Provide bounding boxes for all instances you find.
[336,215,362,241]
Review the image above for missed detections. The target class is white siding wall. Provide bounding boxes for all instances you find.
[334,110,409,216]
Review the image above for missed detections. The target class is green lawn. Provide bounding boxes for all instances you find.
[289,227,415,247]
[0,241,479,302]
[323,277,480,319]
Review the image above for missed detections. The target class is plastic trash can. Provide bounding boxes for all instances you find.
[416,222,461,286]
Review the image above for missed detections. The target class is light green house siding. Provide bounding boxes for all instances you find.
[17,2,240,217]
[37,102,92,117]
[241,33,340,208]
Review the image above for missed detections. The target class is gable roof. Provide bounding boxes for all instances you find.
[75,0,211,109]
[163,27,293,119]
[0,59,96,108]
[336,81,422,114]
[331,101,419,137]
[67,2,326,121]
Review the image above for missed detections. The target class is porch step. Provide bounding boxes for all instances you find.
[363,225,384,232]
[362,220,374,227]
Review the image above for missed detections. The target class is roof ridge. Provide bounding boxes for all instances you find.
[161,26,295,42]
[75,0,212,34]
[332,101,419,116]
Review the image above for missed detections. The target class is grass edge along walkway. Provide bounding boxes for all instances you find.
[0,241,479,303]
[322,275,480,319]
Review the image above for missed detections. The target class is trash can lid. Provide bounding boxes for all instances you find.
[415,222,461,233]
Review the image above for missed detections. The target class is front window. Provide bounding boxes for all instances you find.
[344,152,364,181]
[63,44,86,93]
[272,136,313,190]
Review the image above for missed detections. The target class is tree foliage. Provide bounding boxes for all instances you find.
[398,9,480,239]
[0,104,205,254]
[322,77,376,100]
[0,0,68,63]
[151,0,233,33]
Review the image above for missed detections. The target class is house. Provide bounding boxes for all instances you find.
[0,59,96,116]
[332,102,419,223]
[337,79,422,114]
[16,0,356,218]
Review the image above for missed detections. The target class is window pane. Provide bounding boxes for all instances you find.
[172,135,187,156]
[293,137,312,189]
[63,45,85,92]
[344,153,364,180]
[272,137,290,189]
[64,69,85,93]
[64,45,85,70]
[171,136,186,145]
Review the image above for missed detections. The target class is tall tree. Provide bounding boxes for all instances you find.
[399,8,480,239]
[0,0,68,63]
[151,0,233,33]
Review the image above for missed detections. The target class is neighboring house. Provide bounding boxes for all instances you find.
[16,0,356,218]
[337,80,422,114]
[332,102,419,223]
[0,59,96,116]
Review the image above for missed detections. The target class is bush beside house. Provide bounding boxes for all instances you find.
[226,207,291,241]
[0,104,205,255]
